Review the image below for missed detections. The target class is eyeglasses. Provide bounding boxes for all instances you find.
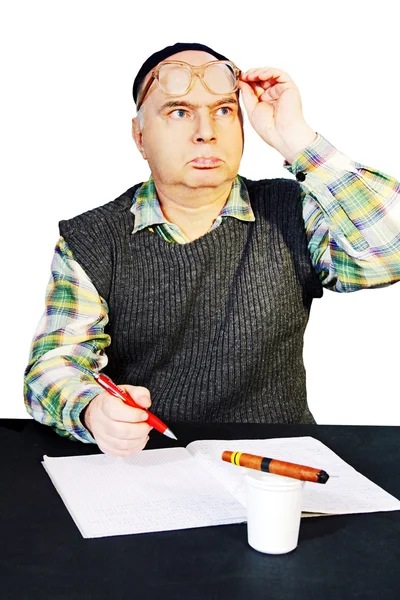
[136,60,241,110]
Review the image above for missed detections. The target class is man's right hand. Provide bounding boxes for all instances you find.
[82,385,153,456]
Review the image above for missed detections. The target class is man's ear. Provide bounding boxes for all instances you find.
[132,117,147,160]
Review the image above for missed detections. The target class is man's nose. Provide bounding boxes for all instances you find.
[192,112,217,143]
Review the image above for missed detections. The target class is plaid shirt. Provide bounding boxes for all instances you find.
[24,133,400,443]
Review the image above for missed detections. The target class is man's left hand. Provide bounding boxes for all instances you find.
[239,67,317,163]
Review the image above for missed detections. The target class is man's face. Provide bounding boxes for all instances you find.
[132,50,244,193]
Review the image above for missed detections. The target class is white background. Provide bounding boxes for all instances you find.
[1,0,399,423]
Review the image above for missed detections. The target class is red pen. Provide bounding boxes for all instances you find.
[93,372,177,440]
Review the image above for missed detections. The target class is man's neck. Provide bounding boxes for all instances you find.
[155,181,233,241]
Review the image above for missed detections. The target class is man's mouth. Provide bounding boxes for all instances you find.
[190,157,222,168]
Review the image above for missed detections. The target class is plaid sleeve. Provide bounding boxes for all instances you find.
[24,237,111,443]
[284,134,400,292]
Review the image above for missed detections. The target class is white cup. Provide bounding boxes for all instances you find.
[244,470,305,554]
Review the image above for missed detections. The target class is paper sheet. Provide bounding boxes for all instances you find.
[43,447,245,538]
[42,436,400,538]
[186,437,400,515]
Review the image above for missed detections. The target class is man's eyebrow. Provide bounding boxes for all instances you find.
[158,97,238,113]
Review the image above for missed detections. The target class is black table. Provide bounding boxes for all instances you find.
[1,420,399,600]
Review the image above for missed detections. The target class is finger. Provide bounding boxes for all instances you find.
[119,384,152,408]
[245,77,293,95]
[253,83,269,100]
[241,67,275,78]
[106,419,152,441]
[98,434,150,457]
[260,82,292,102]
[105,431,150,451]
[241,80,272,103]
[241,67,291,83]
[241,67,288,78]
[101,393,149,423]
[257,79,276,91]
[238,80,259,114]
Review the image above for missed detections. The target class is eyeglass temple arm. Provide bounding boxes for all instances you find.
[136,74,155,111]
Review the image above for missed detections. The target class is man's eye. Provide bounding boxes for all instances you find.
[217,106,233,116]
[170,109,187,118]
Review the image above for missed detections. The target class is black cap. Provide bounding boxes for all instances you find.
[132,42,230,105]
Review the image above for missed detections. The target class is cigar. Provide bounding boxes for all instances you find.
[222,450,329,484]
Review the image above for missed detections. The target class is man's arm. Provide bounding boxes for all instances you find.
[285,134,400,291]
[238,67,400,292]
[24,238,152,454]
[24,237,111,442]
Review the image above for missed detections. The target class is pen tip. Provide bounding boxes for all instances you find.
[164,428,178,440]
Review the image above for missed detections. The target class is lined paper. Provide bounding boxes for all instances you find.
[186,437,400,515]
[43,448,245,538]
[42,436,400,538]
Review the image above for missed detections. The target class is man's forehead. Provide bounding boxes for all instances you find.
[165,50,218,64]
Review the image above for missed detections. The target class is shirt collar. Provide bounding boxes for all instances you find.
[130,174,255,235]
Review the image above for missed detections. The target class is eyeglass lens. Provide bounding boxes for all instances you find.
[158,63,237,95]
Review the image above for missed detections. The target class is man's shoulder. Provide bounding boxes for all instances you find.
[239,175,301,214]
[240,174,300,194]
[59,182,143,236]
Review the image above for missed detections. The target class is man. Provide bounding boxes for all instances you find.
[24,42,400,457]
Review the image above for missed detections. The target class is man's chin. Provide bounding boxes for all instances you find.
[184,167,230,188]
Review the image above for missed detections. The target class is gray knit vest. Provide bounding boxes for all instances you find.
[59,176,323,424]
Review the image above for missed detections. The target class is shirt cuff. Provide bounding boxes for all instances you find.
[283,133,357,184]
[65,384,103,444]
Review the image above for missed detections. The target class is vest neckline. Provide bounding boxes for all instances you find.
[132,214,252,251]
